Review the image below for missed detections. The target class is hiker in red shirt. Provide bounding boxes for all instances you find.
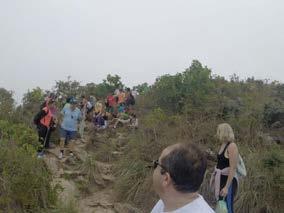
[106,92,116,114]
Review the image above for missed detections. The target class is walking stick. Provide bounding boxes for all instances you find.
[42,127,51,152]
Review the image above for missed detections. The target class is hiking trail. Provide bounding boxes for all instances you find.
[43,122,142,213]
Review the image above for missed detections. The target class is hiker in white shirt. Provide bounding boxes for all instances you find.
[151,143,214,213]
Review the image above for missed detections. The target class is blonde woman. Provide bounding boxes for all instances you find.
[211,123,239,213]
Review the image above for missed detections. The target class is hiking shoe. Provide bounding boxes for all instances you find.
[59,151,64,159]
[37,151,44,159]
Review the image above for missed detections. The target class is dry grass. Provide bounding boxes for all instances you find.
[113,109,283,213]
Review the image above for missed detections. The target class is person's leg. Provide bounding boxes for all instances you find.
[67,131,77,156]
[225,178,237,213]
[59,128,67,158]
[115,119,130,128]
[79,119,85,138]
[113,119,120,128]
[99,116,105,127]
[37,125,47,154]
[44,128,52,149]
[120,119,130,124]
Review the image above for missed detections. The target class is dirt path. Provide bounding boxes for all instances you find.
[43,124,142,213]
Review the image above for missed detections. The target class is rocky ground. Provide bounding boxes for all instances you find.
[44,123,143,213]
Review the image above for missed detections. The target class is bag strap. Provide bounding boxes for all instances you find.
[221,142,231,155]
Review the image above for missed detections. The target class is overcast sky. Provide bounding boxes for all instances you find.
[0,0,283,103]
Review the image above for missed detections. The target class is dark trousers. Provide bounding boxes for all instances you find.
[37,124,51,152]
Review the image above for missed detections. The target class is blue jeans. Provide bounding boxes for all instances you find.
[219,176,237,213]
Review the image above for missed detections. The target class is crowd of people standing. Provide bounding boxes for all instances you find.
[33,87,138,159]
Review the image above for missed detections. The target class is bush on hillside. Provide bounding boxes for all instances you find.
[0,120,38,154]
[0,143,57,212]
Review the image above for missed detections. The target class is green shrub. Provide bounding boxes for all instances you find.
[0,120,38,154]
[0,143,57,212]
[235,145,283,213]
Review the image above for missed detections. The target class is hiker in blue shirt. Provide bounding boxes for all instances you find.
[59,98,82,159]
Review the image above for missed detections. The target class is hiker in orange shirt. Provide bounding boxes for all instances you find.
[117,89,126,104]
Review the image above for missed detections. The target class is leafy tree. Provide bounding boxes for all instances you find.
[105,74,123,88]
[94,74,124,98]
[181,60,214,110]
[54,76,82,98]
[22,87,44,111]
[0,88,14,120]
[151,74,183,112]
[82,83,97,97]
[133,83,150,95]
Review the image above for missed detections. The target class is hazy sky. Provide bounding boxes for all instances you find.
[0,0,283,103]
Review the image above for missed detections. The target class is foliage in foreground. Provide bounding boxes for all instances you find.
[0,143,57,212]
[0,121,58,212]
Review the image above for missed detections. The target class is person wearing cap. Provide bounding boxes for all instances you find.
[59,98,82,159]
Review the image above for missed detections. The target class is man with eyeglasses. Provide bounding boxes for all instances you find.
[151,143,214,213]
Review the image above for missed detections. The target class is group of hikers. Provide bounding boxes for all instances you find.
[33,87,138,159]
[34,89,245,213]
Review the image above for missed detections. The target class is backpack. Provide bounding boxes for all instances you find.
[236,154,247,178]
[128,94,135,105]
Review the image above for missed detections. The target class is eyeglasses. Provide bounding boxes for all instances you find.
[147,160,175,180]
[153,160,169,173]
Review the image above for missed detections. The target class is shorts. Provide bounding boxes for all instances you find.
[60,127,77,142]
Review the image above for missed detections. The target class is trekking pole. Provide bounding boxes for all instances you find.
[42,127,51,152]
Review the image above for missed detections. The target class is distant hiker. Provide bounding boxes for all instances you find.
[114,88,120,96]
[113,111,131,129]
[151,143,213,213]
[63,96,74,110]
[125,89,135,111]
[131,89,139,98]
[40,92,57,109]
[93,101,104,127]
[86,96,96,121]
[79,96,87,139]
[106,92,116,113]
[93,107,108,129]
[210,123,239,213]
[128,113,138,129]
[89,95,96,106]
[34,99,57,158]
[118,103,126,113]
[59,98,82,159]
[117,89,126,104]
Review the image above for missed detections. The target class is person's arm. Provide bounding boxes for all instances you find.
[77,109,83,122]
[220,143,238,197]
